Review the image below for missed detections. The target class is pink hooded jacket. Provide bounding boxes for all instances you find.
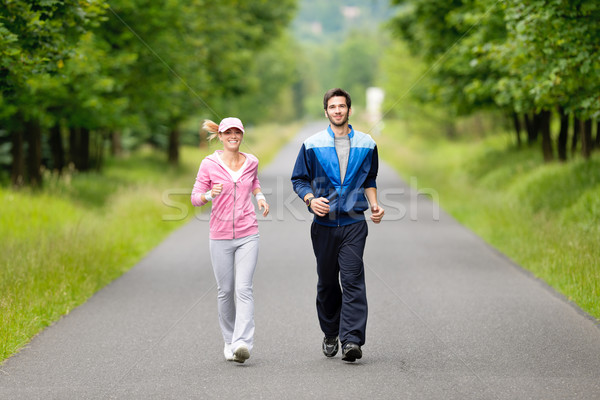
[191,151,261,240]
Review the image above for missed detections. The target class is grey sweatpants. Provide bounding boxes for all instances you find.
[209,234,259,352]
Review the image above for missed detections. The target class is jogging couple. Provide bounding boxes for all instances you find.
[191,88,384,364]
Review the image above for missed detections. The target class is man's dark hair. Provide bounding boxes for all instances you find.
[323,88,351,110]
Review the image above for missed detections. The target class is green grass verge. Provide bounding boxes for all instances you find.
[0,122,299,363]
[377,119,600,320]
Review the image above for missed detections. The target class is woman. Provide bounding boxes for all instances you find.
[191,117,269,363]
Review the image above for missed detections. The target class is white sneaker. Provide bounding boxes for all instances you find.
[223,344,234,361]
[232,345,250,363]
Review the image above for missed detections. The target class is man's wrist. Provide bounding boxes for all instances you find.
[305,196,315,207]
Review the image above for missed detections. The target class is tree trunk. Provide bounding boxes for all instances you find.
[49,123,65,173]
[512,112,522,148]
[524,112,538,145]
[80,128,90,171]
[524,113,532,142]
[69,127,91,171]
[539,110,553,162]
[10,129,25,187]
[25,119,43,187]
[110,131,123,156]
[94,132,105,172]
[581,119,592,159]
[571,117,580,156]
[595,120,600,150]
[557,108,569,162]
[69,127,79,169]
[168,126,180,166]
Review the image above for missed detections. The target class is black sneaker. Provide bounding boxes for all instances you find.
[341,342,362,362]
[322,336,339,357]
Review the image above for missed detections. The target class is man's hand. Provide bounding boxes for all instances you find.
[310,197,330,217]
[370,203,384,224]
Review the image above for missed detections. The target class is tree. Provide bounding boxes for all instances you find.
[225,32,305,124]
[1,0,298,184]
[389,0,510,119]
[102,0,296,165]
[0,0,107,186]
[499,0,600,159]
[389,0,600,160]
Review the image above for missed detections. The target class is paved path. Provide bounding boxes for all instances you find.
[1,123,599,399]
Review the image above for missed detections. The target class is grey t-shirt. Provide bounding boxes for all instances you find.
[334,135,350,184]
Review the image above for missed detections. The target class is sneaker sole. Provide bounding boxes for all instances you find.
[323,345,339,358]
[233,346,250,363]
[342,348,362,362]
[323,337,339,357]
[224,345,234,361]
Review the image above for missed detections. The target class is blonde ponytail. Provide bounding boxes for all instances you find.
[202,119,220,141]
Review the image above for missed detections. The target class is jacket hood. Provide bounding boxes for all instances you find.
[205,150,259,169]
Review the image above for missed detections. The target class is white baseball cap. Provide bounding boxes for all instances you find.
[218,117,244,133]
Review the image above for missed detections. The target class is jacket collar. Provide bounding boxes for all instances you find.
[327,124,354,139]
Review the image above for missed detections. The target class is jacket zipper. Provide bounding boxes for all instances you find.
[232,181,237,239]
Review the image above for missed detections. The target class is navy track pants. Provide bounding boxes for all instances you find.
[311,220,368,346]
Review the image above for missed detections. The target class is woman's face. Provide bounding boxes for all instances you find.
[219,128,243,151]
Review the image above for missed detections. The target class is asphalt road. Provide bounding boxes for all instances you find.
[1,122,599,400]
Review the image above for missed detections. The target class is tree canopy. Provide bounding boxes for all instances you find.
[388,0,600,159]
[1,0,297,185]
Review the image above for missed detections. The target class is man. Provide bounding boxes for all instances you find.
[291,88,384,362]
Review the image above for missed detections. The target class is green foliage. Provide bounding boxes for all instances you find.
[499,0,600,118]
[561,185,600,235]
[377,38,436,119]
[509,157,600,213]
[292,0,393,43]
[0,0,108,117]
[290,0,395,117]
[220,32,303,124]
[1,0,298,182]
[389,0,508,115]
[337,30,384,103]
[388,0,600,119]
[378,117,600,319]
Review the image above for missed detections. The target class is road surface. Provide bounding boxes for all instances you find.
[1,122,599,399]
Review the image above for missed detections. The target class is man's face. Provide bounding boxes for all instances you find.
[325,96,351,127]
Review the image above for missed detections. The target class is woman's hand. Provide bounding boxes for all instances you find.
[258,199,269,217]
[211,183,223,198]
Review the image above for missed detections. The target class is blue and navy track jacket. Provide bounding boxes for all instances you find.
[291,125,379,227]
